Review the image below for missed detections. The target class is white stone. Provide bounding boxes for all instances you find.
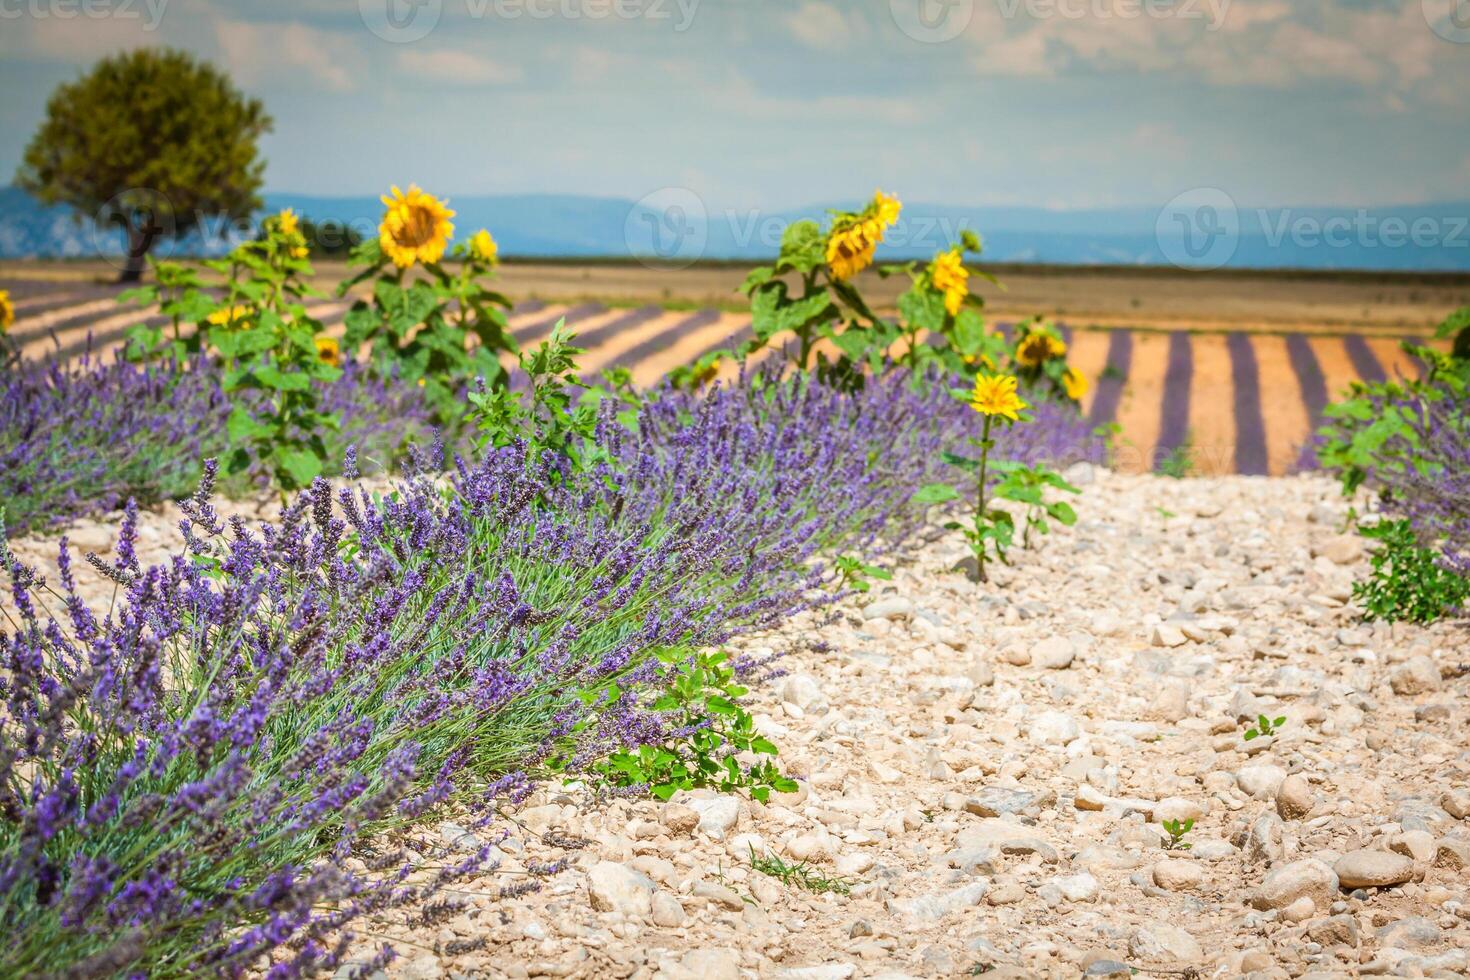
[1029,636,1076,670]
[1028,710,1081,745]
[687,795,741,840]
[1048,872,1099,903]
[587,861,654,917]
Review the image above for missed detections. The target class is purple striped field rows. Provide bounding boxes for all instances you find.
[4,277,1449,476]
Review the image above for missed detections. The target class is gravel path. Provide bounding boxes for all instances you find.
[7,472,1468,978]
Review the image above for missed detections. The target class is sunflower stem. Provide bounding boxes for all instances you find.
[975,413,993,585]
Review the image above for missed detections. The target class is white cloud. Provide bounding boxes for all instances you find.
[971,30,1054,76]
[958,0,1470,104]
[783,1,863,50]
[395,48,523,86]
[214,19,362,93]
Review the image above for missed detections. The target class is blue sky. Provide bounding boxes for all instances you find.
[2,0,1468,213]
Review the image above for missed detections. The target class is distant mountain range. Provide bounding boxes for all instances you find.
[3,185,1469,272]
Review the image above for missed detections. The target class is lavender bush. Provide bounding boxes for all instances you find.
[2,367,1100,976]
[0,352,436,536]
[0,487,492,978]
[1369,386,1470,577]
[1308,339,1470,617]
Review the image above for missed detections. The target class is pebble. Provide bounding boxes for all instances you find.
[1236,763,1288,799]
[862,597,913,621]
[1048,872,1100,903]
[586,862,654,917]
[1029,635,1076,669]
[1128,921,1202,963]
[1027,710,1080,745]
[1390,655,1442,695]
[1251,859,1339,911]
[687,795,741,841]
[1152,858,1202,891]
[1275,773,1315,819]
[1334,849,1415,889]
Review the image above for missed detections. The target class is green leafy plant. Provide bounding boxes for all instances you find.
[834,555,893,593]
[990,461,1079,548]
[1161,817,1194,851]
[207,210,342,491]
[118,259,216,363]
[464,320,619,481]
[123,209,342,491]
[1157,432,1196,479]
[665,349,729,392]
[915,374,1044,584]
[1242,714,1287,741]
[588,649,798,802]
[1314,311,1470,498]
[1439,305,1470,361]
[1353,518,1470,624]
[749,847,851,895]
[257,214,363,257]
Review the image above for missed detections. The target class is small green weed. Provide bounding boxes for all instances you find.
[1243,714,1286,741]
[1161,818,1194,851]
[1156,432,1195,479]
[748,847,851,896]
[834,555,893,593]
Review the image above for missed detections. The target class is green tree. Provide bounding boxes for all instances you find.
[15,48,272,282]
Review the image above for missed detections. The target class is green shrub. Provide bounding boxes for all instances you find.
[1354,519,1470,624]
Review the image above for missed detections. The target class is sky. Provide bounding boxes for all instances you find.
[2,0,1469,215]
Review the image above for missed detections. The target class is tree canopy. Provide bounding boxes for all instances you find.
[15,48,272,280]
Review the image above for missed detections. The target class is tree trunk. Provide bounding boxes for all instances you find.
[119,224,154,284]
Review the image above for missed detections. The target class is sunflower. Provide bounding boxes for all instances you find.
[930,248,969,316]
[0,289,13,334]
[206,305,252,328]
[1062,366,1088,401]
[1017,332,1066,367]
[379,184,456,269]
[470,228,498,264]
[873,189,901,228]
[276,208,300,237]
[825,190,902,281]
[314,335,342,367]
[826,223,877,281]
[969,373,1027,421]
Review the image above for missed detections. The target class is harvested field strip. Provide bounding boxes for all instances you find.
[1252,334,1315,477]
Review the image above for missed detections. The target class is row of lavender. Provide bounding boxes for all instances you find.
[1,361,1101,977]
[1309,309,1470,622]
[1,352,436,535]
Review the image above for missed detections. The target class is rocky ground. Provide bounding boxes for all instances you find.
[7,471,1469,979]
